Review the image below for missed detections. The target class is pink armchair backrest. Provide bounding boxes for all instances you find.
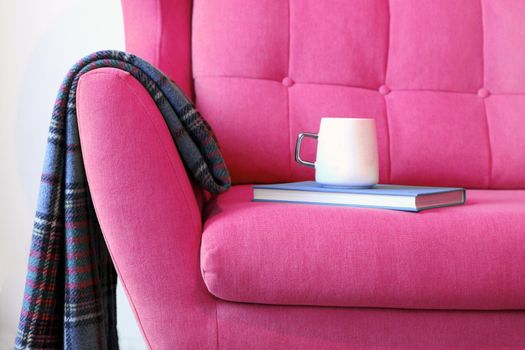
[123,0,525,189]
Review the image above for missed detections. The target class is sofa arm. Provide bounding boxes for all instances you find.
[77,68,217,349]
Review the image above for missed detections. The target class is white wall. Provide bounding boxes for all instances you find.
[0,1,146,349]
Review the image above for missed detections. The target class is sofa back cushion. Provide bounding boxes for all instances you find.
[191,0,525,188]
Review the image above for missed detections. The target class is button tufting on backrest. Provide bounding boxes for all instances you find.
[378,85,391,95]
[190,0,525,189]
[282,77,294,87]
[478,88,490,98]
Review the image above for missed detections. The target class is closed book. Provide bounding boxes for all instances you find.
[252,181,465,212]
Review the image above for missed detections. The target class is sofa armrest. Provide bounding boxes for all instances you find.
[77,68,217,349]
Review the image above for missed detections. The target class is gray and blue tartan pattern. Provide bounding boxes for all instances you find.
[15,50,230,350]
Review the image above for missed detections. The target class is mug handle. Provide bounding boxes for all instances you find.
[295,132,318,168]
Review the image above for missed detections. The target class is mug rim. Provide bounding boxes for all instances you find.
[321,117,374,120]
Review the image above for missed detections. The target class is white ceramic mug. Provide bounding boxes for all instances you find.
[295,118,379,187]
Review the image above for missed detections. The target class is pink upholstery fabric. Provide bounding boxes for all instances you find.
[81,0,525,348]
[77,68,217,349]
[215,301,525,349]
[75,65,525,349]
[202,185,525,310]
[122,0,193,98]
[193,0,525,188]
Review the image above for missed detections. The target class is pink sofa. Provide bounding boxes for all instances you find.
[76,0,525,348]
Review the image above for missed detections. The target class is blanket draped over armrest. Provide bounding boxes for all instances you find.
[15,51,231,350]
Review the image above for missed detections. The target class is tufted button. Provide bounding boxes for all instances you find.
[282,77,294,87]
[378,84,391,95]
[477,88,490,98]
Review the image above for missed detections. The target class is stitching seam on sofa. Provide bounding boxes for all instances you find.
[383,97,393,184]
[479,0,493,188]
[124,75,202,234]
[193,76,525,97]
[384,0,393,183]
[201,267,220,350]
[384,0,391,80]
[156,0,162,69]
[215,298,220,350]
[286,0,293,180]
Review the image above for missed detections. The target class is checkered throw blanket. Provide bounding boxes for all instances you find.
[15,51,231,349]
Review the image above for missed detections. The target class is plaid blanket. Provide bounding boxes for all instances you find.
[15,51,231,349]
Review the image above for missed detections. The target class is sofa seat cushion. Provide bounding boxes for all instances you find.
[201,185,525,310]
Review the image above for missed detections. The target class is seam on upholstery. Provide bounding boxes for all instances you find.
[194,75,380,91]
[384,0,391,84]
[480,0,485,88]
[384,0,393,182]
[215,299,219,350]
[488,91,525,96]
[118,74,202,234]
[156,0,162,68]
[383,97,393,183]
[77,73,154,350]
[295,80,379,91]
[287,0,291,76]
[286,89,293,178]
[189,1,196,101]
[194,75,513,96]
[286,0,293,179]
[194,75,282,84]
[194,73,525,95]
[394,88,481,95]
[201,269,219,350]
[480,0,493,188]
[481,100,493,188]
[77,70,131,78]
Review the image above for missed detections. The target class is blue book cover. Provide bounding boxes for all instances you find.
[252,181,466,212]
